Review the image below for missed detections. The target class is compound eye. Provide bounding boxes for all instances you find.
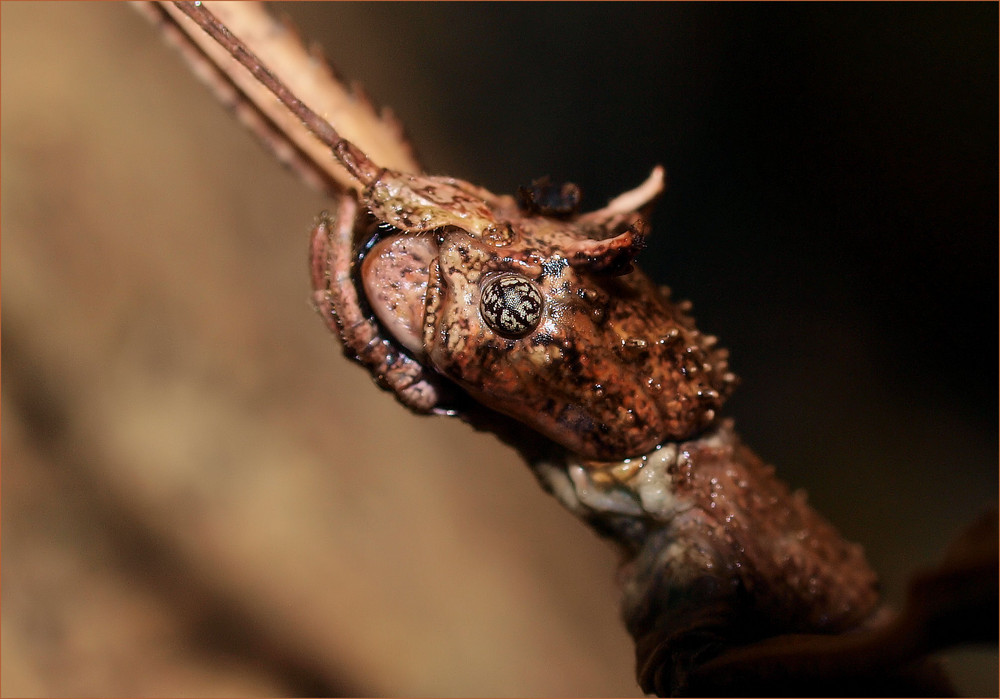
[479,274,543,338]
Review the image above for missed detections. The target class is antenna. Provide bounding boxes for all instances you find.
[173,1,381,185]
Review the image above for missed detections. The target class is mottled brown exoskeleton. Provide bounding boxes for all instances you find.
[147,3,988,695]
[309,160,740,461]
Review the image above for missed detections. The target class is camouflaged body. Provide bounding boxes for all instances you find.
[314,167,736,461]
[533,421,880,637]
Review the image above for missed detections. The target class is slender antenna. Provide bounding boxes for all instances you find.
[173,1,381,186]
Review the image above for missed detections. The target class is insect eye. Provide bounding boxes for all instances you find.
[479,274,543,338]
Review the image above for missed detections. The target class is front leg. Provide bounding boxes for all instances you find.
[309,193,446,413]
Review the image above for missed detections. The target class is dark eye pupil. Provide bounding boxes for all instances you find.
[480,275,543,338]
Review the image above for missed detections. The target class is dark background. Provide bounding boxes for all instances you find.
[299,2,997,438]
[294,0,998,601]
[4,3,996,696]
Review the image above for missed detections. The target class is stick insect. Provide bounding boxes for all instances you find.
[139,3,997,695]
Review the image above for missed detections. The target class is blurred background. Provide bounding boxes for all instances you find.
[3,2,996,696]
